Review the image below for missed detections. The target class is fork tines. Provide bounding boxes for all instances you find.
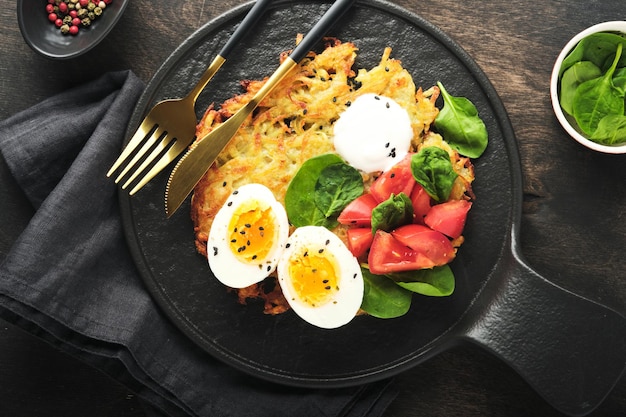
[107,124,177,195]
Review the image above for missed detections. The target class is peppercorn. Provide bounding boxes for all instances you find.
[44,0,113,36]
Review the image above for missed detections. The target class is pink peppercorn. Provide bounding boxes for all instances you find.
[45,4,54,13]
[72,17,81,26]
[69,10,77,18]
[48,13,57,22]
[55,18,63,28]
[58,2,68,13]
[79,0,89,7]
[69,25,79,35]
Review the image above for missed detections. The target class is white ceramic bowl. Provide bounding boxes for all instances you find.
[550,21,626,154]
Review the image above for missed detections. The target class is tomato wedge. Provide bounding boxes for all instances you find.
[424,200,472,239]
[368,227,455,274]
[346,227,374,258]
[410,183,432,224]
[338,193,377,226]
[391,224,455,263]
[368,153,415,203]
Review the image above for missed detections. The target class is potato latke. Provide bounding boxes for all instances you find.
[190,38,473,314]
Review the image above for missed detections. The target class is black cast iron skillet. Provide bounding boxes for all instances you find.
[119,1,626,416]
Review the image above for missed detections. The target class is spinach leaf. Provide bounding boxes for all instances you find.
[411,146,458,203]
[388,265,455,297]
[434,82,488,158]
[572,43,625,136]
[285,153,343,228]
[371,193,413,233]
[591,114,626,144]
[559,61,602,116]
[612,67,626,92]
[360,267,412,318]
[560,32,626,76]
[314,163,364,219]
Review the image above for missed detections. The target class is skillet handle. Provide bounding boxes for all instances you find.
[461,237,626,416]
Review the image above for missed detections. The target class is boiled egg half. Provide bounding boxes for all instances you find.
[208,183,289,288]
[277,226,364,329]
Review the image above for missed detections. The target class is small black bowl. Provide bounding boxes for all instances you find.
[17,0,129,60]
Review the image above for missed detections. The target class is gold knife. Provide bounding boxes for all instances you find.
[165,0,356,217]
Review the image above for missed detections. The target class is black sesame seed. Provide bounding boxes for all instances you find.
[303,109,308,115]
[286,243,291,248]
[227,201,233,207]
[245,223,251,228]
[390,173,396,178]
[323,279,329,284]
[318,248,324,254]
[353,273,357,279]
[212,247,218,256]
[259,226,265,231]
[325,239,330,245]
[252,255,258,260]
[233,190,239,195]
[385,67,389,72]
[374,95,380,100]
[385,142,390,148]
[332,97,337,103]
[320,77,326,82]
[230,239,237,243]
[385,102,390,109]
[247,240,251,246]
[345,101,352,107]
[222,181,227,187]
[325,286,331,290]
[267,265,272,272]
[303,251,309,257]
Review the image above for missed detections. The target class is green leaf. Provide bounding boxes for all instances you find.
[590,114,626,144]
[561,32,626,76]
[434,82,488,158]
[612,67,626,92]
[285,153,343,227]
[314,163,364,218]
[411,146,458,202]
[559,61,602,116]
[371,193,413,233]
[388,265,455,297]
[572,43,625,136]
[360,267,412,318]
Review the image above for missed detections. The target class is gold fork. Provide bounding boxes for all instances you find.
[106,0,272,195]
[165,0,356,216]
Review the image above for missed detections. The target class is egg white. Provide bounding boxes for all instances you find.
[277,226,364,329]
[207,183,289,288]
[333,93,413,173]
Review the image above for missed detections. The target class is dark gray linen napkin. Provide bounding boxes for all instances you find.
[0,70,397,417]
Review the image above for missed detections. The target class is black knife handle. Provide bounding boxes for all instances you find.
[219,0,274,58]
[289,0,356,63]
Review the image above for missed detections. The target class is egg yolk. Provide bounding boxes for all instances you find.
[228,200,276,265]
[288,248,339,307]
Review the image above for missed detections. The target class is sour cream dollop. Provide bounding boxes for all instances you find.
[333,94,413,173]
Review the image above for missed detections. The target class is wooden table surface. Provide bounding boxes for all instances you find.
[1,1,626,416]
